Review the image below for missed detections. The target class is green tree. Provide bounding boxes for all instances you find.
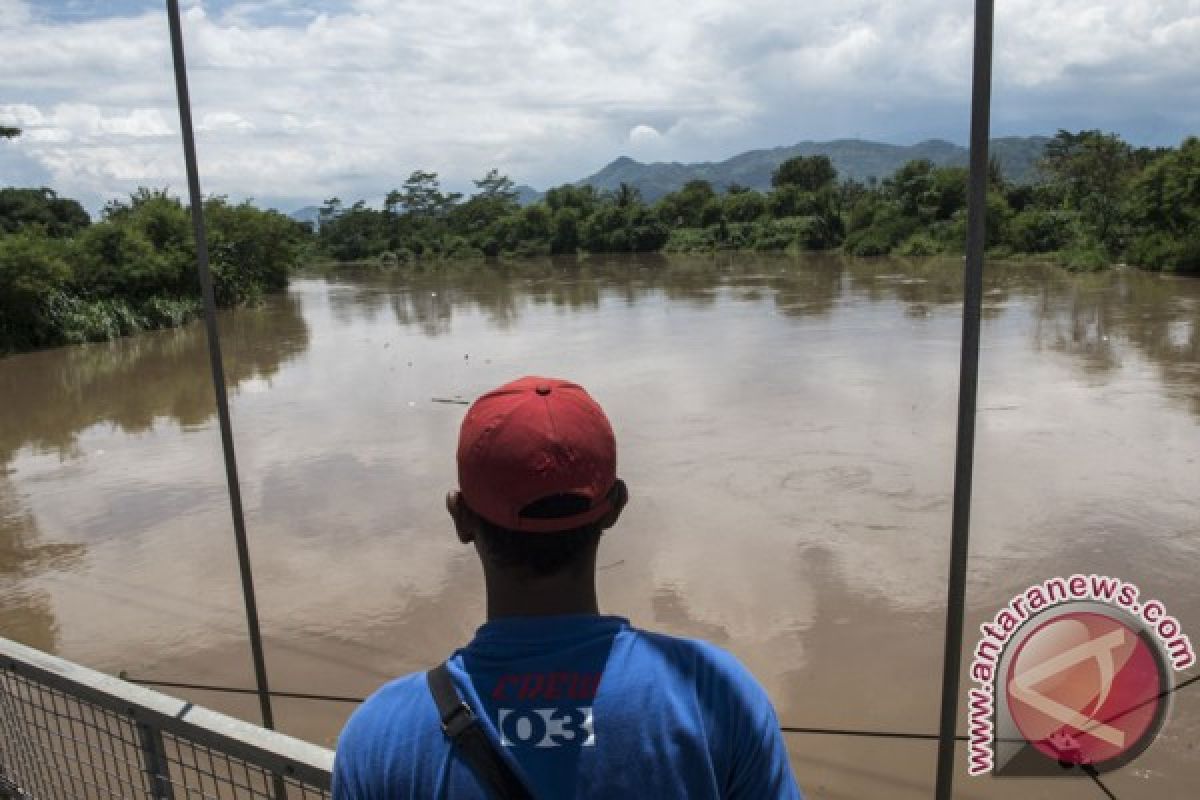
[514,205,553,244]
[767,186,819,218]
[772,155,837,191]
[0,126,20,139]
[1126,136,1200,271]
[613,182,642,209]
[581,206,623,251]
[808,189,846,249]
[928,166,969,221]
[723,190,766,223]
[1040,130,1134,248]
[0,230,72,350]
[551,207,581,254]
[544,184,598,214]
[1008,209,1075,253]
[0,187,90,237]
[383,190,402,215]
[103,188,190,253]
[473,169,517,202]
[400,170,461,217]
[656,180,716,227]
[986,155,1006,190]
[699,197,724,228]
[628,207,669,251]
[885,159,936,218]
[319,197,343,227]
[204,197,303,301]
[74,222,177,299]
[454,169,520,235]
[318,200,386,261]
[78,189,193,298]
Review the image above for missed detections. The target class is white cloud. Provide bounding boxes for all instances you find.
[0,0,31,28]
[0,0,1197,212]
[629,124,661,145]
[197,111,255,133]
[1,103,171,143]
[0,104,45,127]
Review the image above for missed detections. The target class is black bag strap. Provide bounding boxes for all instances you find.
[426,663,534,800]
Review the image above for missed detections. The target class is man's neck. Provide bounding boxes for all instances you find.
[484,571,600,620]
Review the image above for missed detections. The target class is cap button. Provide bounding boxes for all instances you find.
[535,383,552,396]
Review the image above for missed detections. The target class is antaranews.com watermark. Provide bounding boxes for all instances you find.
[967,574,1194,777]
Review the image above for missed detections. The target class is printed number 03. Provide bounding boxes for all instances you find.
[497,707,595,748]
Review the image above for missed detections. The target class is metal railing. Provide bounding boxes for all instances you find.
[0,637,333,800]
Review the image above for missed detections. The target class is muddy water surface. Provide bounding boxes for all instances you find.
[2,254,1198,798]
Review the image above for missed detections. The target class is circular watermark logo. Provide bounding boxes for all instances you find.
[965,575,1192,778]
[1005,609,1168,770]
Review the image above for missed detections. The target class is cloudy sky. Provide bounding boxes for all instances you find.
[1,0,1198,214]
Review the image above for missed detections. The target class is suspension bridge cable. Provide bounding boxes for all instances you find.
[120,672,1198,734]
[933,0,995,798]
[164,0,276,733]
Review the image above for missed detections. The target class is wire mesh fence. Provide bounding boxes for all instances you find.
[0,637,332,800]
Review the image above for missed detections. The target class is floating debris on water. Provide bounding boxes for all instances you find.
[431,397,470,405]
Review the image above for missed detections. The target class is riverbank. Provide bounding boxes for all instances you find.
[299,245,1157,282]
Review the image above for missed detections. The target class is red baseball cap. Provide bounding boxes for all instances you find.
[457,376,617,533]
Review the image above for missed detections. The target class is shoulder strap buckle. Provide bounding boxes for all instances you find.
[441,700,476,739]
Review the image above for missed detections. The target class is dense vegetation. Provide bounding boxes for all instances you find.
[0,187,306,353]
[314,130,1199,273]
[1,128,1196,354]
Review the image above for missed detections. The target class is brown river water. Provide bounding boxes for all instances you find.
[2,254,1198,798]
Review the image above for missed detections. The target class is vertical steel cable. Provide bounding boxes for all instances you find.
[164,0,277,733]
[934,1,994,797]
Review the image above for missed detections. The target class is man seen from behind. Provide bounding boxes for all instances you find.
[333,376,803,799]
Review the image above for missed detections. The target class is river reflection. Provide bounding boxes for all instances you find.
[0,296,309,657]
[0,254,1196,797]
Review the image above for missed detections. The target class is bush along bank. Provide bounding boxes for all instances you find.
[0,189,307,354]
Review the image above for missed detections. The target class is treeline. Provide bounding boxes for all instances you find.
[840,131,1199,271]
[315,169,668,261]
[2,129,1196,353]
[316,130,1199,273]
[0,188,307,353]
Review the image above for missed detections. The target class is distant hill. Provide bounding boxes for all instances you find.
[576,136,1050,202]
[514,184,541,207]
[289,205,321,227]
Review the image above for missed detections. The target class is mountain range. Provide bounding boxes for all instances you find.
[571,136,1050,203]
[289,136,1050,219]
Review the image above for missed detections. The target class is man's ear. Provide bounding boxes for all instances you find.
[597,479,627,531]
[446,490,480,544]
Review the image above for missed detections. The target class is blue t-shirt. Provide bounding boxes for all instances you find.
[332,615,802,799]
